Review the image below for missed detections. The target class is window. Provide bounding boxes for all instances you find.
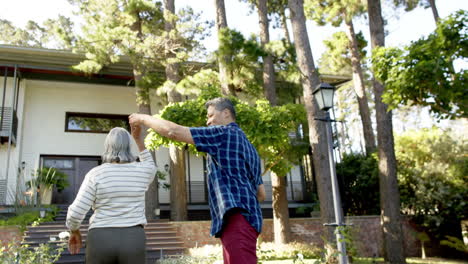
[65,112,130,133]
[43,158,75,169]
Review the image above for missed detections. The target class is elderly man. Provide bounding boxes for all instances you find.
[129,97,265,264]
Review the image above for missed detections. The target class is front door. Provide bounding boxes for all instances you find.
[41,156,101,204]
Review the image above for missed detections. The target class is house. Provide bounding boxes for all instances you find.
[0,44,350,218]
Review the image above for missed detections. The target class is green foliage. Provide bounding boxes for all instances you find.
[336,225,359,261]
[157,242,321,263]
[258,242,321,260]
[28,168,69,192]
[265,39,303,105]
[0,206,58,232]
[304,0,367,27]
[321,31,367,75]
[440,235,468,253]
[146,86,308,176]
[393,0,431,12]
[216,28,265,97]
[395,127,468,242]
[69,0,209,103]
[372,10,468,119]
[0,16,76,49]
[0,240,66,264]
[336,153,380,216]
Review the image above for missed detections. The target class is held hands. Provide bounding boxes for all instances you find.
[129,114,147,151]
[68,229,82,255]
[131,123,142,141]
[129,113,147,126]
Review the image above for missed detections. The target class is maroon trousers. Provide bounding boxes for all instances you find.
[220,212,259,264]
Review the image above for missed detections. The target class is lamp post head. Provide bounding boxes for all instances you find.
[313,82,336,111]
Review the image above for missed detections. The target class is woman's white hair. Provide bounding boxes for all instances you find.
[102,127,137,163]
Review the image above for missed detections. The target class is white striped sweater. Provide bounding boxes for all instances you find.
[66,149,157,231]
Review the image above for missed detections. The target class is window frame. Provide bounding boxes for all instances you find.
[64,112,130,134]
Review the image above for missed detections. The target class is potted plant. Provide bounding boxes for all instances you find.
[28,167,69,205]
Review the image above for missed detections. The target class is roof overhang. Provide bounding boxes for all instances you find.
[0,45,136,86]
[0,45,351,87]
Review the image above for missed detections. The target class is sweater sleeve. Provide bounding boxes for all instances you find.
[138,149,157,186]
[66,169,97,231]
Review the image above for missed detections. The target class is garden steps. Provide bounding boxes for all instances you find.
[21,206,186,264]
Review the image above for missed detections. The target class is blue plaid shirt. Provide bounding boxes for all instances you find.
[190,122,263,237]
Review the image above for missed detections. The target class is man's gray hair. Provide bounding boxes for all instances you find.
[205,97,236,120]
[102,127,137,163]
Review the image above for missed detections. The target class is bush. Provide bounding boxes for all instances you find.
[0,206,58,231]
[28,168,69,192]
[396,128,468,257]
[0,241,66,264]
[257,242,321,260]
[336,153,380,216]
[157,242,321,264]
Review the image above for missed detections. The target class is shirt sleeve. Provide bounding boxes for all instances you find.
[189,126,226,156]
[66,169,97,231]
[138,149,157,186]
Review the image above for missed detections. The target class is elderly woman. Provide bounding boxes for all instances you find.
[66,124,156,264]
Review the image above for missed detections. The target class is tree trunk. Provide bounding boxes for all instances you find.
[258,0,277,110]
[134,68,158,221]
[288,0,336,250]
[164,0,188,221]
[427,0,440,22]
[343,16,376,154]
[131,13,158,221]
[367,0,406,263]
[214,0,235,96]
[271,172,291,243]
[280,9,292,46]
[257,0,291,244]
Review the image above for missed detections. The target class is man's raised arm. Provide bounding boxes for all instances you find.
[129,113,194,145]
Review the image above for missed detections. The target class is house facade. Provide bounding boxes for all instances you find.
[0,45,349,218]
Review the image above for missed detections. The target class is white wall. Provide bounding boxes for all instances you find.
[4,78,304,205]
[0,77,26,204]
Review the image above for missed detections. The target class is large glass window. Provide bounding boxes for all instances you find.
[65,112,130,133]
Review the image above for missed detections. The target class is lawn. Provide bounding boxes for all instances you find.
[260,258,468,264]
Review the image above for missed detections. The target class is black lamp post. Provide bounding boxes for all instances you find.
[313,83,348,264]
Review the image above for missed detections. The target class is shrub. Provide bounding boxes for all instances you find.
[396,128,468,257]
[157,242,321,264]
[336,153,380,216]
[0,241,66,264]
[0,205,58,232]
[258,242,321,260]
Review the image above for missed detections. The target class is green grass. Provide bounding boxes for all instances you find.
[259,258,468,264]
[353,257,468,264]
[260,260,317,263]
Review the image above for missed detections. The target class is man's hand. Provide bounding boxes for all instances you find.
[129,113,149,126]
[129,113,195,145]
[68,229,82,255]
[257,184,266,202]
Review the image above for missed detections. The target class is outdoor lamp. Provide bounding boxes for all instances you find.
[164,164,170,172]
[312,82,335,111]
[313,82,348,264]
[21,161,26,170]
